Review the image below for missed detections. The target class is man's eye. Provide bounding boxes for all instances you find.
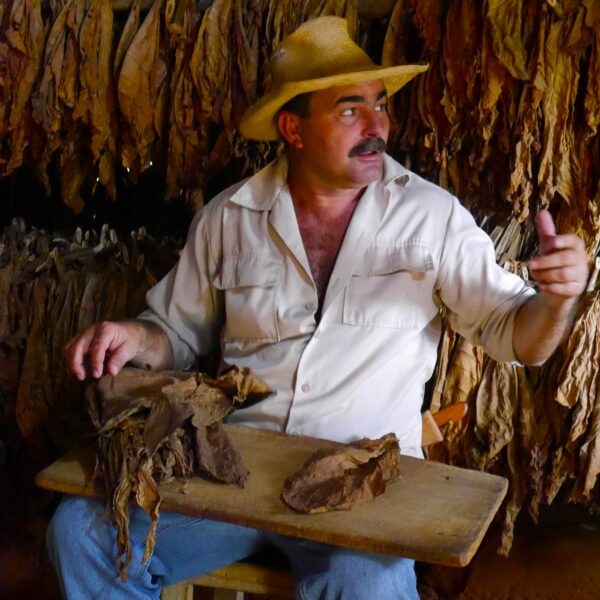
[341,107,356,116]
[376,103,388,112]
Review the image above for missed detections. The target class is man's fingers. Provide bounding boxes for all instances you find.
[106,339,138,376]
[67,328,96,381]
[536,209,556,247]
[531,233,585,257]
[536,281,586,297]
[529,221,589,300]
[529,265,582,285]
[66,321,140,380]
[528,248,583,271]
[89,332,113,378]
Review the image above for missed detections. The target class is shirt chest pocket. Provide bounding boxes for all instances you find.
[343,244,435,330]
[214,254,281,342]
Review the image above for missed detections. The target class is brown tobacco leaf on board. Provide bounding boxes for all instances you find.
[281,433,401,513]
[87,366,272,580]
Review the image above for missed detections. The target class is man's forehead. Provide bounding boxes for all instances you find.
[314,80,387,104]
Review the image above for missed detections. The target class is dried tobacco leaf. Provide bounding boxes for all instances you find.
[87,366,272,579]
[166,0,202,201]
[0,0,47,176]
[537,20,580,209]
[472,360,517,468]
[193,422,248,486]
[114,0,142,77]
[281,433,401,513]
[1,222,177,456]
[15,276,51,444]
[74,0,117,199]
[486,0,529,80]
[118,0,167,174]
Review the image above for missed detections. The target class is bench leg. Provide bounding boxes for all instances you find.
[161,581,194,600]
[161,583,243,600]
[213,591,242,600]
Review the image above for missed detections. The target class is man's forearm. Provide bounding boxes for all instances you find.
[513,293,578,366]
[125,319,174,371]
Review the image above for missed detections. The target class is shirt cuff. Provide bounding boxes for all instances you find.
[137,309,197,371]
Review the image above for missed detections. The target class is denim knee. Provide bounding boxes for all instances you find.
[296,548,418,600]
[46,496,105,568]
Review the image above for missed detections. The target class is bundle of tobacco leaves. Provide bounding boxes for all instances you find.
[428,289,600,555]
[86,365,272,579]
[0,0,361,212]
[0,218,180,458]
[426,209,600,554]
[387,0,600,256]
[1,0,600,251]
[281,433,401,513]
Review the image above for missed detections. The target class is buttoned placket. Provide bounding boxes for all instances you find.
[283,179,392,434]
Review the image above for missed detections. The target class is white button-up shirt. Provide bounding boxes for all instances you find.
[140,155,534,457]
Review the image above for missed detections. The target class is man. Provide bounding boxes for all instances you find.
[48,16,589,600]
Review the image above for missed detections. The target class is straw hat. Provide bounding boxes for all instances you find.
[239,16,428,141]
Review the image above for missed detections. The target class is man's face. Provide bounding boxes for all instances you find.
[284,80,390,191]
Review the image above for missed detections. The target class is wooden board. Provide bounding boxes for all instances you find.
[35,425,507,567]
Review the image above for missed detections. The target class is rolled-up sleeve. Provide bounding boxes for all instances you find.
[436,196,536,362]
[138,210,223,370]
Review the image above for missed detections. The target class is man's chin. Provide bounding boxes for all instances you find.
[351,157,384,184]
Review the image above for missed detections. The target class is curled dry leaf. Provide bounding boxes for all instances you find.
[86,365,272,580]
[281,433,401,513]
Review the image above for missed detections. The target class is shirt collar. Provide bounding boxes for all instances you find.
[228,153,412,211]
[382,153,412,188]
[229,156,288,211]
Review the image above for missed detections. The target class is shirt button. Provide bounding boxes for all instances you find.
[301,383,310,393]
[305,301,316,311]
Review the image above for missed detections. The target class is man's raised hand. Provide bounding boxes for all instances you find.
[528,209,589,301]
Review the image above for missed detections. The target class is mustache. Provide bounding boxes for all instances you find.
[348,137,387,157]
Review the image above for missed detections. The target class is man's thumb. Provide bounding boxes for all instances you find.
[536,210,556,253]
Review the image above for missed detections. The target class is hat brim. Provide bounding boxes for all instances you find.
[239,63,429,141]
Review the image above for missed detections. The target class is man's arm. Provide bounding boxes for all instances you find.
[66,319,174,381]
[513,210,589,366]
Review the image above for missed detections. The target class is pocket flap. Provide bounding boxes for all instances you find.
[355,244,434,276]
[215,253,280,289]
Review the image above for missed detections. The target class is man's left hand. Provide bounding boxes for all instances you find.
[527,210,589,305]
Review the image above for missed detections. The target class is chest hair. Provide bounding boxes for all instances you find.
[295,207,356,312]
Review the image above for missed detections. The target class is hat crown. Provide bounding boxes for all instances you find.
[271,16,375,85]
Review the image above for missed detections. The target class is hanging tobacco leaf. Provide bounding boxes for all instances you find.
[486,0,530,80]
[118,0,167,175]
[74,0,118,199]
[0,0,47,176]
[165,0,202,202]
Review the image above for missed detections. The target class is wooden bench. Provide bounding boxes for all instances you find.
[159,406,468,600]
[161,559,295,599]
[38,406,505,600]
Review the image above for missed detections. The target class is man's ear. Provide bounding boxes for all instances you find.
[277,112,303,148]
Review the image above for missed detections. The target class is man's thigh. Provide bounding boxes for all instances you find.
[138,508,269,585]
[49,496,269,588]
[265,533,419,600]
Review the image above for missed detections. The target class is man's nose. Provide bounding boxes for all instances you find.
[362,108,388,137]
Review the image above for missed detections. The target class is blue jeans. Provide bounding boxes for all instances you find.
[47,496,419,600]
